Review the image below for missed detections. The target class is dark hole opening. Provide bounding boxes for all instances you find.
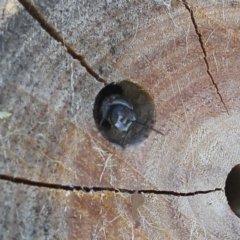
[225,164,240,218]
[93,80,155,147]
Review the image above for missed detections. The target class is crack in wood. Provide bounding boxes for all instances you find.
[17,0,107,85]
[182,0,229,115]
[0,174,223,196]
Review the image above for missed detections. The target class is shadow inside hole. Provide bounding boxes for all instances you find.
[93,80,155,147]
[225,164,240,218]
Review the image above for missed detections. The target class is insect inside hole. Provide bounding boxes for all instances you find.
[99,94,164,146]
[99,94,136,131]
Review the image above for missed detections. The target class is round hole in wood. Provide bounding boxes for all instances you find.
[225,164,240,218]
[93,80,155,147]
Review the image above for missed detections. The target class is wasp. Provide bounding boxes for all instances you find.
[99,94,137,132]
[98,94,164,147]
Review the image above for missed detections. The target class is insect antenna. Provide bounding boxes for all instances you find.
[121,120,164,147]
[133,120,164,135]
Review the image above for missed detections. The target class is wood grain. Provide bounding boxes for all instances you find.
[1,0,240,239]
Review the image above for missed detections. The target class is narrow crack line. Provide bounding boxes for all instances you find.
[17,0,107,85]
[182,0,229,115]
[0,174,223,196]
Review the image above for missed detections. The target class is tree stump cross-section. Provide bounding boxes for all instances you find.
[1,0,240,239]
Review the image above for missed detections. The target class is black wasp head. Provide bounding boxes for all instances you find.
[108,104,137,131]
[100,95,137,132]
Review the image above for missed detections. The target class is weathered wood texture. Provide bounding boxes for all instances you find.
[1,0,240,239]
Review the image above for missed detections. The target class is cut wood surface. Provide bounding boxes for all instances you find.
[1,0,240,239]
